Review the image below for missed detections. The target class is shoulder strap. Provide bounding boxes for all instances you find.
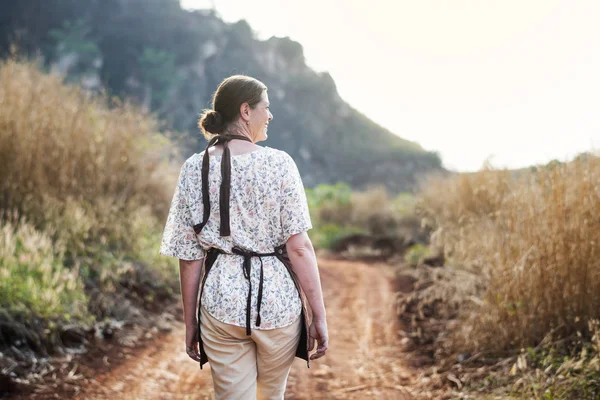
[193,134,253,236]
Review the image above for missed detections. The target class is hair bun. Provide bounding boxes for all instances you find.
[200,110,224,134]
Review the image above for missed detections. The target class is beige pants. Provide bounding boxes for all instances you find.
[200,306,301,400]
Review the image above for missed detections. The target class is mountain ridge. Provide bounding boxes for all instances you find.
[0,1,444,192]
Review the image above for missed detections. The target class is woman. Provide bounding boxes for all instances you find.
[159,75,328,399]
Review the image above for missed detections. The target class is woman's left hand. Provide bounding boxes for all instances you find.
[185,323,201,362]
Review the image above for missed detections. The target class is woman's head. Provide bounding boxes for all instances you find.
[198,75,273,143]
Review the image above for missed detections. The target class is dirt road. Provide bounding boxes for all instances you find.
[75,258,417,399]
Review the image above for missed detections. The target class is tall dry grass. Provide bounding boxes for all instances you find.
[417,154,600,353]
[0,57,182,338]
[0,57,179,263]
[0,57,177,220]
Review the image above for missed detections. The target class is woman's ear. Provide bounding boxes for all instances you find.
[239,102,250,120]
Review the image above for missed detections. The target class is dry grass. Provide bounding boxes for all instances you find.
[351,186,419,238]
[508,321,600,399]
[0,57,183,357]
[416,153,600,354]
[0,56,180,266]
[307,183,427,251]
[0,55,172,215]
[0,57,178,222]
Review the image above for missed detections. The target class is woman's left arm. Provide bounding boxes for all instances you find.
[179,258,204,362]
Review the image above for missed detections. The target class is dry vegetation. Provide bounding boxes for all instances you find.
[399,154,600,398]
[2,55,599,399]
[0,57,183,389]
[306,183,428,258]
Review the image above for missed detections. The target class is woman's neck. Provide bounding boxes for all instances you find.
[223,120,253,141]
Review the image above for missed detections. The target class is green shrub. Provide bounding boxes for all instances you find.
[310,224,365,250]
[306,183,423,250]
[0,222,88,322]
[404,244,431,266]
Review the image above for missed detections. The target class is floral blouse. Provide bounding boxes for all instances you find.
[159,146,312,329]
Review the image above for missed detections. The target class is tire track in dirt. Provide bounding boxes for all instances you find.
[284,259,415,399]
[75,258,416,399]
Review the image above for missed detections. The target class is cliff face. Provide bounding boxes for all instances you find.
[0,1,443,193]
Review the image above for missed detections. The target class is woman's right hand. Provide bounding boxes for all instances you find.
[185,322,202,362]
[308,318,329,360]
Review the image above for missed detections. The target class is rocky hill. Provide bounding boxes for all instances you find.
[0,0,443,192]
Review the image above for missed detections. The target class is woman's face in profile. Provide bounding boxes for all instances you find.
[249,91,273,143]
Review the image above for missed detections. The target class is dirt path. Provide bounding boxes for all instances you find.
[75,258,417,399]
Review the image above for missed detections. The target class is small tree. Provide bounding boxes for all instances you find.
[138,47,180,111]
[48,18,101,81]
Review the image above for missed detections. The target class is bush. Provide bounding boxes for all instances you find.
[306,183,425,251]
[417,153,600,353]
[0,57,178,221]
[404,244,430,267]
[0,58,182,351]
[0,221,88,321]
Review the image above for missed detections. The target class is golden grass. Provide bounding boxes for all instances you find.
[416,154,600,353]
[0,57,178,226]
[0,57,182,329]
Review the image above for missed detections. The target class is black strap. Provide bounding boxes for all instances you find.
[193,134,253,236]
[211,246,282,335]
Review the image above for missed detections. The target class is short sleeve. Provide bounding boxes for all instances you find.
[159,161,206,260]
[280,153,313,241]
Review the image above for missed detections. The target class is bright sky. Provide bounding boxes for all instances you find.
[181,0,599,172]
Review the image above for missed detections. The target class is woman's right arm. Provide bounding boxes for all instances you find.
[179,258,203,362]
[279,152,328,359]
[286,231,329,360]
[286,232,326,319]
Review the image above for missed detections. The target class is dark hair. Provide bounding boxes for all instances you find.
[198,75,267,139]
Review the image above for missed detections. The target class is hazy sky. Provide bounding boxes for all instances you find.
[181,0,599,172]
